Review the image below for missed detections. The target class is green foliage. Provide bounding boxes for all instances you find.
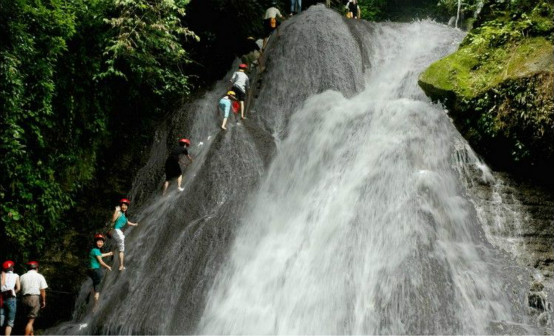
[359,0,387,20]
[101,0,198,108]
[0,0,196,264]
[1,0,80,257]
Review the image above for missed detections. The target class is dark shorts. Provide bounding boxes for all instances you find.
[165,159,182,180]
[87,268,103,292]
[264,18,279,37]
[232,86,246,101]
[22,295,40,319]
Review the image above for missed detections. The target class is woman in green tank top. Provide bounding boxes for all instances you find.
[111,198,139,271]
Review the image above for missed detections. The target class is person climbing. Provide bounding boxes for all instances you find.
[218,91,238,130]
[111,198,139,271]
[263,1,285,50]
[1,261,20,336]
[229,64,250,120]
[163,138,193,194]
[239,36,262,70]
[87,234,113,312]
[19,261,47,336]
[345,0,361,19]
[290,0,301,15]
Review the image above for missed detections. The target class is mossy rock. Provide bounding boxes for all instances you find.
[418,34,554,187]
[419,37,553,105]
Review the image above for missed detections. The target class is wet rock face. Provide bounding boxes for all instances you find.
[466,168,554,326]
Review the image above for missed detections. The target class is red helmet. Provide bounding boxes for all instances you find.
[119,198,130,206]
[2,260,14,270]
[179,138,191,146]
[239,63,248,69]
[94,233,106,241]
[27,261,39,269]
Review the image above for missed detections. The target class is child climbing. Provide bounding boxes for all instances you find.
[229,64,250,120]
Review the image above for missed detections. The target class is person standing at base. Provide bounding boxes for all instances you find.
[1,261,20,336]
[219,91,238,130]
[19,261,47,336]
[230,64,250,120]
[111,198,139,271]
[163,138,193,194]
[87,234,113,313]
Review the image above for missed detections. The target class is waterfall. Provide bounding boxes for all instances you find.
[455,0,462,28]
[53,5,551,335]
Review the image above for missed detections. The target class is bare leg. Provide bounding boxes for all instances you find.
[177,175,184,191]
[221,117,228,130]
[162,180,169,195]
[119,251,125,270]
[92,291,100,313]
[240,101,245,119]
[24,319,35,336]
[6,326,13,336]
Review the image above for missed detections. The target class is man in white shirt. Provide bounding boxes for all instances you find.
[1,260,20,336]
[19,261,47,336]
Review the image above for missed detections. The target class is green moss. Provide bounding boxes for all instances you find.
[420,37,553,99]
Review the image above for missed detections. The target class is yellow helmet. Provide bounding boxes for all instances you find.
[227,91,236,96]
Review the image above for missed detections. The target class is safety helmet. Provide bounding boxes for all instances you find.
[119,198,130,206]
[179,138,191,146]
[227,91,236,96]
[94,233,106,242]
[2,260,14,270]
[239,63,248,69]
[27,261,39,269]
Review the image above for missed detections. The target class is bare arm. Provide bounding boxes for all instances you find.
[127,221,139,227]
[111,206,121,223]
[40,289,46,308]
[15,277,21,294]
[1,271,5,288]
[187,154,193,163]
[96,255,112,271]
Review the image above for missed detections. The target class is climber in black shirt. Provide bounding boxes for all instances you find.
[163,138,193,195]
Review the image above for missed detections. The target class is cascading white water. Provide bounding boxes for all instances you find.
[197,20,540,334]
[455,0,462,28]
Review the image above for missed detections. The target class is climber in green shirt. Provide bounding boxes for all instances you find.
[87,233,113,312]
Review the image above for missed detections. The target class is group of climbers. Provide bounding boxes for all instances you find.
[3,3,366,331]
[1,261,47,336]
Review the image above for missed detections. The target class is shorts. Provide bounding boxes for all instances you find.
[22,295,40,319]
[165,159,182,181]
[87,268,103,292]
[264,18,279,37]
[232,86,246,101]
[0,297,17,327]
[220,106,230,118]
[113,228,125,252]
